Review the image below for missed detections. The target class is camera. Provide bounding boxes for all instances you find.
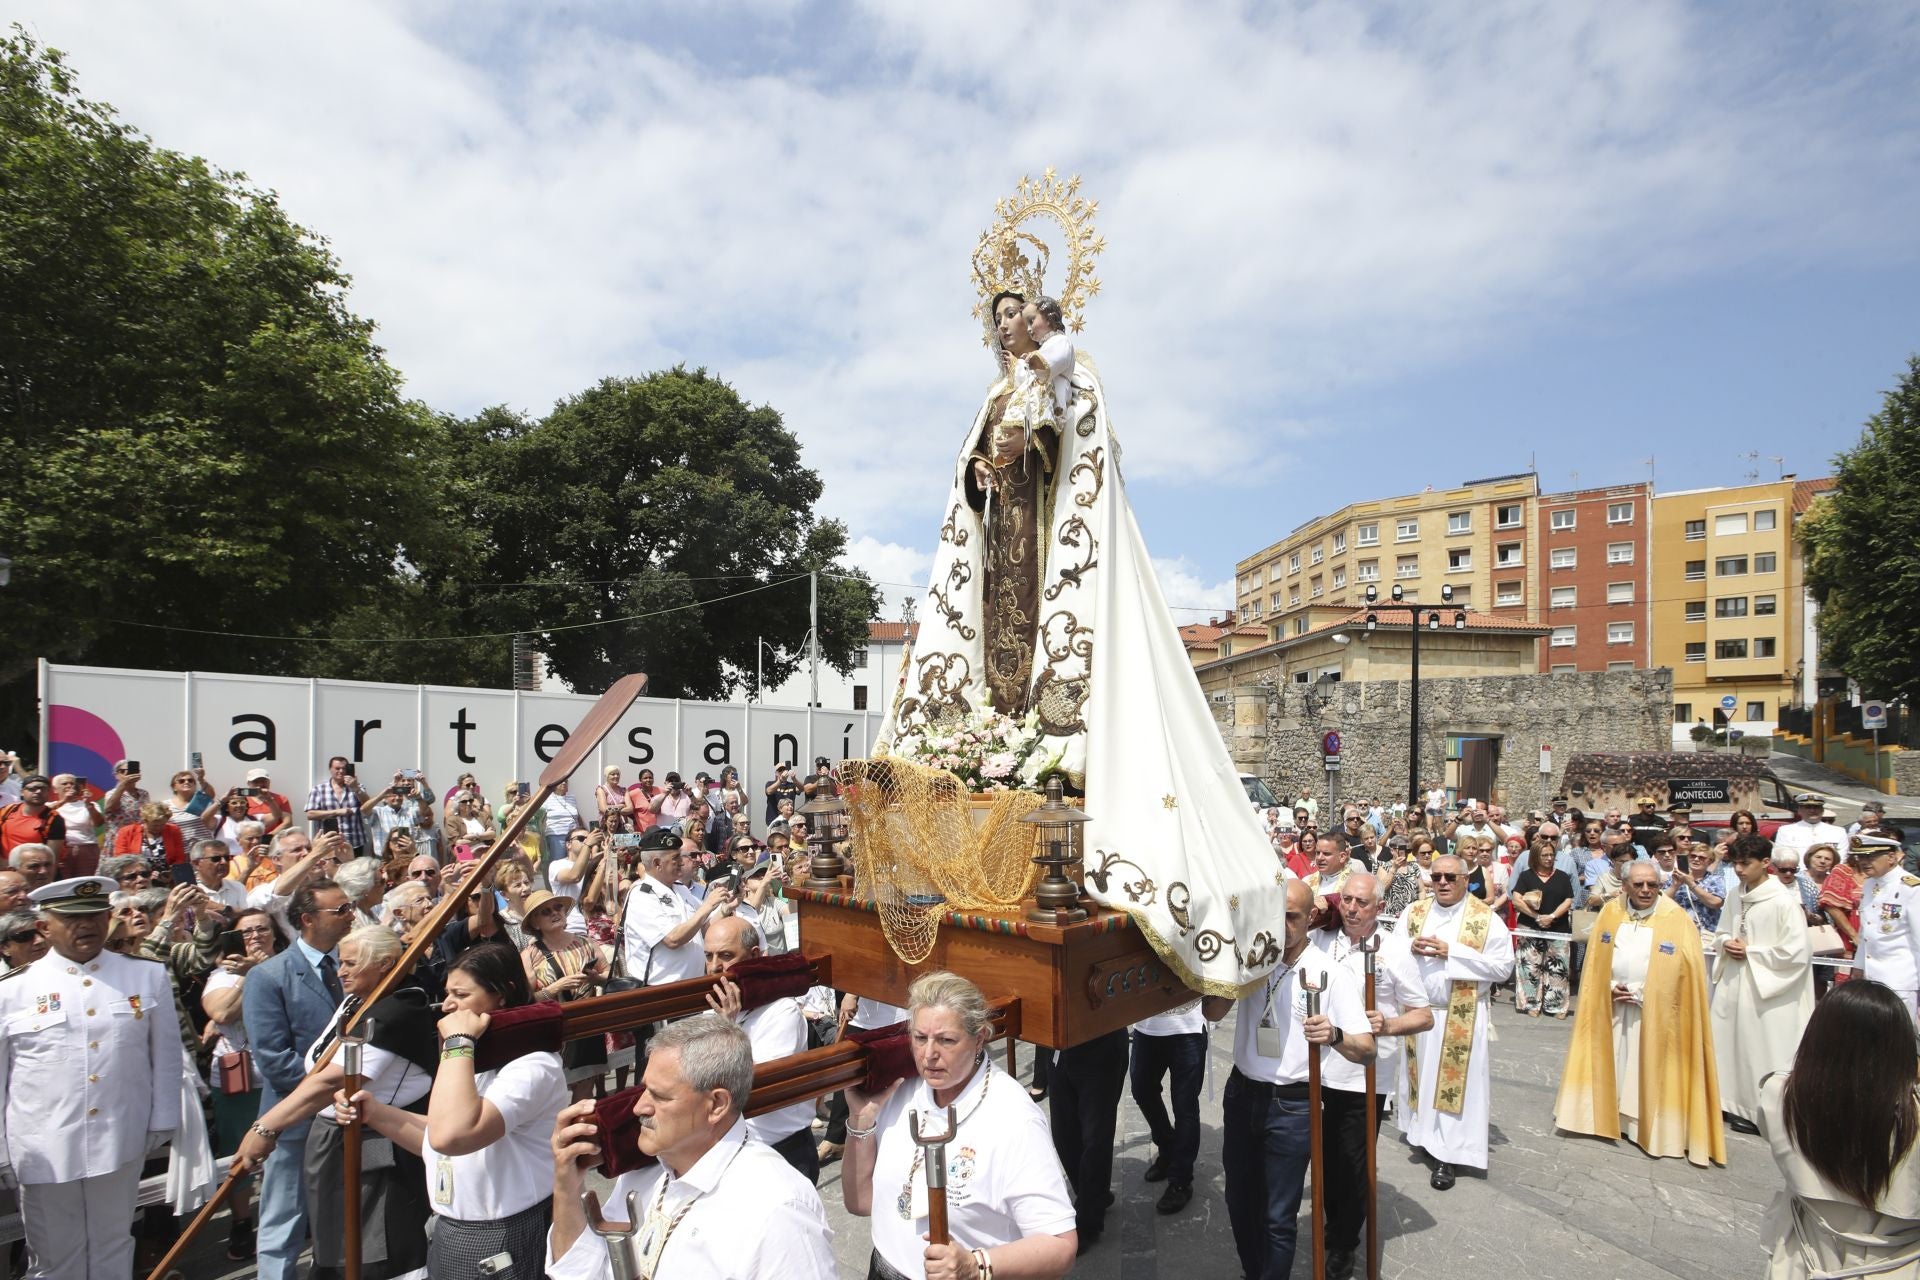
[612,833,644,850]
[236,786,258,798]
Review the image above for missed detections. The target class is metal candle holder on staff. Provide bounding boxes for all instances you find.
[1302,968,1328,1280]
[1021,777,1089,924]
[584,1189,648,1280]
[801,790,851,891]
[911,1104,961,1246]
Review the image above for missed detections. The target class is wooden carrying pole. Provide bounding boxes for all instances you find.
[147,673,650,1280]
[1362,937,1381,1280]
[1303,971,1327,1280]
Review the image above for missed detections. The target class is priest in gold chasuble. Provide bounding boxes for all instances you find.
[1397,855,1515,1184]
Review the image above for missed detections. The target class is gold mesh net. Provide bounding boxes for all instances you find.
[841,757,1045,964]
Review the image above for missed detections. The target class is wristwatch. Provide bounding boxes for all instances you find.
[441,1034,477,1053]
[250,1121,280,1142]
[1330,1026,1345,1047]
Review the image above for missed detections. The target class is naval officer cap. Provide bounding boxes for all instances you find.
[29,876,117,914]
[1849,834,1902,858]
[1794,792,1823,806]
[637,826,683,854]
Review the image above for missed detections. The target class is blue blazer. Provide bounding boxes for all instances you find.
[242,944,341,1108]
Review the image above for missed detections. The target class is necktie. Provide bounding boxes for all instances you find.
[318,953,345,1005]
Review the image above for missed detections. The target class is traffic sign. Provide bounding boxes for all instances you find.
[1720,695,1738,711]
[1324,756,1342,772]
[1728,728,1745,742]
[1864,701,1889,730]
[1323,731,1342,756]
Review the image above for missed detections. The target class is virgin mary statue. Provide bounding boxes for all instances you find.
[875,171,1287,998]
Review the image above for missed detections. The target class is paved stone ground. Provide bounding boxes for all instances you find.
[1767,749,1920,820]
[803,995,1779,1280]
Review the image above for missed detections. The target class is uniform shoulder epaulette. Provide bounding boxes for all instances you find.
[1902,874,1920,888]
[0,965,29,982]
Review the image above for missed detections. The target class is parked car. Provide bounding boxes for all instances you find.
[1238,773,1281,810]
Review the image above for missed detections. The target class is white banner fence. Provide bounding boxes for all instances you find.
[38,660,879,824]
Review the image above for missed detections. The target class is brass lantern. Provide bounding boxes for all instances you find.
[800,790,850,890]
[1020,776,1090,923]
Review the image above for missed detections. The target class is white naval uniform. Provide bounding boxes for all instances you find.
[1396,900,1515,1170]
[544,1118,836,1280]
[1309,926,1429,1095]
[620,878,704,985]
[1854,868,1920,1022]
[0,948,182,1280]
[1772,818,1849,865]
[736,997,813,1146]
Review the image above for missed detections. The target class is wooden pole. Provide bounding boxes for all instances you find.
[340,1030,366,1280]
[1304,971,1327,1280]
[145,673,649,1280]
[1363,940,1381,1280]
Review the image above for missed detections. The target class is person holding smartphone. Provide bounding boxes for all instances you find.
[304,756,370,858]
[763,763,803,826]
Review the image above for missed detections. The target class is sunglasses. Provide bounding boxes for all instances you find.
[199,854,231,863]
[408,868,437,879]
[317,904,356,917]
[567,834,589,842]
[4,930,37,945]
[237,925,275,938]
[1431,872,1466,882]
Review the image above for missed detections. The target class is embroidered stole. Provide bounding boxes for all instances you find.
[1403,896,1492,1116]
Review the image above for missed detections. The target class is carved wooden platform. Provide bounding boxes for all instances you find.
[792,888,1188,1048]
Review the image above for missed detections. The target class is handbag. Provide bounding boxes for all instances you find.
[1807,923,1846,957]
[216,1049,255,1095]
[1569,909,1602,943]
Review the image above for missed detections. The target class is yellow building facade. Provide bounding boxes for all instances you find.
[1650,480,1810,731]
[1234,473,1541,633]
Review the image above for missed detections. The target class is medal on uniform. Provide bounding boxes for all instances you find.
[433,1155,454,1206]
[128,995,143,1021]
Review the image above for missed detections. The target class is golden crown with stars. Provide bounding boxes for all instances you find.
[970,168,1106,340]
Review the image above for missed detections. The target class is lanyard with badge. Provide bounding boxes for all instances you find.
[633,1134,747,1277]
[1257,961,1297,1059]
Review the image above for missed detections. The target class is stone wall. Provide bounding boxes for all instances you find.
[1225,668,1673,813]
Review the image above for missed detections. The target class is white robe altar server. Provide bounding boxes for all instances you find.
[1711,843,1815,1127]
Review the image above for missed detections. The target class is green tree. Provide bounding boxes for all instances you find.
[1803,353,1920,703]
[0,30,468,715]
[447,371,880,700]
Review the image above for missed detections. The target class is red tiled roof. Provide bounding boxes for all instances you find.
[868,622,920,642]
[1792,477,1836,515]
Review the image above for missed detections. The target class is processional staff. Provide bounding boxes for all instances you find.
[912,1105,961,1253]
[1302,969,1328,1280]
[1359,933,1382,1280]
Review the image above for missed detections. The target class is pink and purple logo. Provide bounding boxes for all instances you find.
[46,705,126,794]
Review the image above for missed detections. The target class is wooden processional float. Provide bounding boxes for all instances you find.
[149,673,1190,1280]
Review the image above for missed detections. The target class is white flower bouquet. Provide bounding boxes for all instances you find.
[886,708,1065,794]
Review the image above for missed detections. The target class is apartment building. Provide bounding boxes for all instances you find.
[1650,478,1828,732]
[1535,482,1653,673]
[1234,473,1541,635]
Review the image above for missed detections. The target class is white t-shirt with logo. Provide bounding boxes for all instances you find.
[1230,951,1368,1086]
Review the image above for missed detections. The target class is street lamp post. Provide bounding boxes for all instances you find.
[1364,583,1467,813]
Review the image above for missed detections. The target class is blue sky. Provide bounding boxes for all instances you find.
[14,0,1919,618]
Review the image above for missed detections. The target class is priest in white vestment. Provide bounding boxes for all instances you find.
[1712,839,1814,1131]
[1397,855,1514,1189]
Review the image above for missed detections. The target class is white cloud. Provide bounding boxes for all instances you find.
[840,535,933,619]
[12,0,1919,566]
[1151,557,1235,621]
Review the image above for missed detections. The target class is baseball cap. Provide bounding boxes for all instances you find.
[246,768,272,782]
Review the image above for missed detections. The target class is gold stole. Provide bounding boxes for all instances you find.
[1403,896,1493,1116]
